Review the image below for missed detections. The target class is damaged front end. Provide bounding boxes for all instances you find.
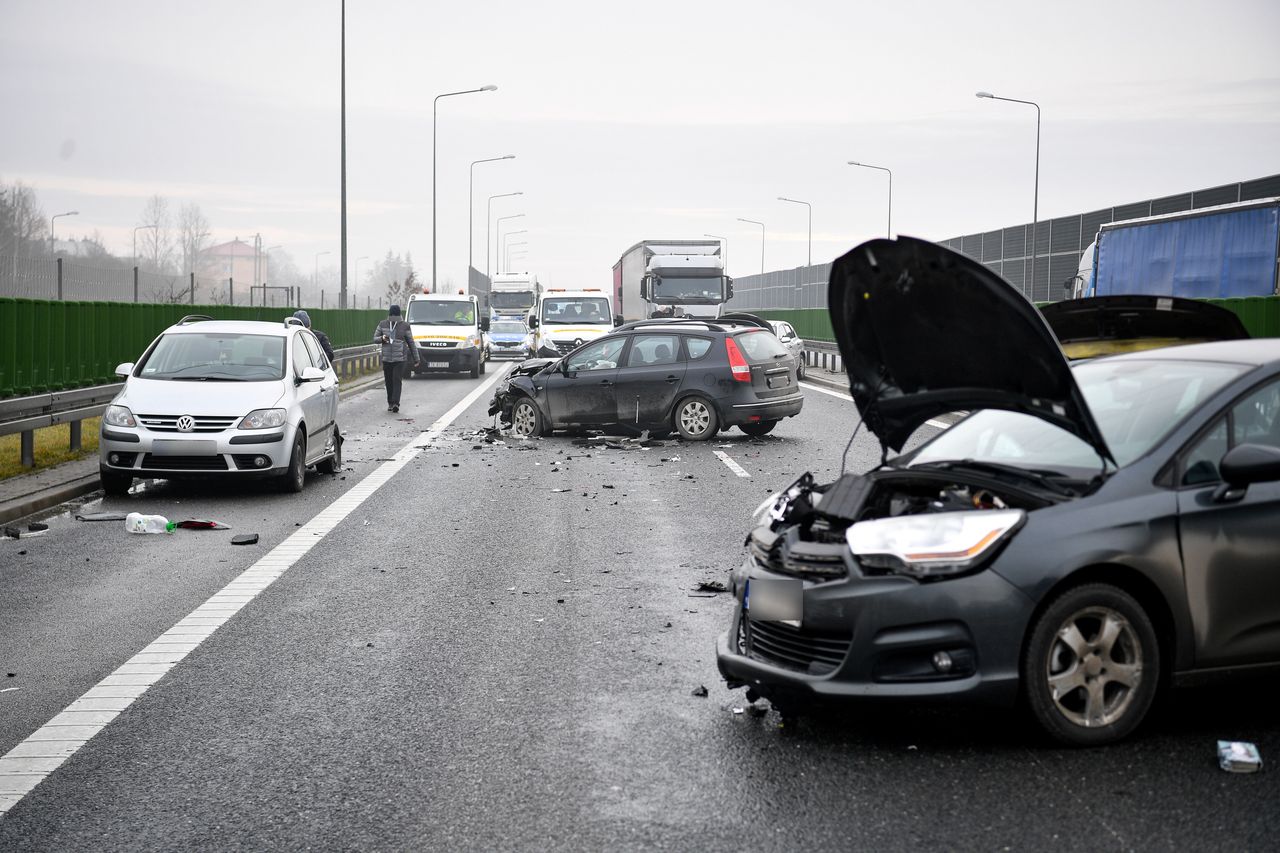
[488,357,558,423]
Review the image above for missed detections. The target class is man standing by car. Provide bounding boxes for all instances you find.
[293,310,335,364]
[374,304,418,413]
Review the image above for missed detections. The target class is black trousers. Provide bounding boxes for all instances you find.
[383,361,405,406]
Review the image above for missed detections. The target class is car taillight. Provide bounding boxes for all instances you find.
[725,337,751,382]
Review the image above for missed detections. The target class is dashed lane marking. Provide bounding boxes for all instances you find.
[713,450,751,478]
[799,381,951,430]
[0,365,512,818]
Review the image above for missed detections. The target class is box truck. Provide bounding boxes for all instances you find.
[490,272,541,323]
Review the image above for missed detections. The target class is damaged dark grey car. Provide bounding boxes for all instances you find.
[717,236,1280,746]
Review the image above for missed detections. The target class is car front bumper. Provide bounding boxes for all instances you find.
[413,348,480,371]
[99,423,298,477]
[489,343,530,360]
[715,552,1030,708]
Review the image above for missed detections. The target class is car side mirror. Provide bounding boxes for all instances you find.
[614,315,623,327]
[115,362,135,378]
[480,317,491,332]
[528,316,540,329]
[639,276,649,300]
[298,366,325,384]
[1220,443,1280,487]
[725,276,734,299]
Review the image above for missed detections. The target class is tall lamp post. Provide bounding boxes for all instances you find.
[704,233,728,273]
[777,197,812,266]
[486,192,523,279]
[505,240,528,270]
[976,91,1040,292]
[50,211,78,254]
[132,224,157,268]
[433,84,498,293]
[737,218,765,277]
[847,161,893,238]
[470,155,515,270]
[501,229,527,266]
[493,213,526,277]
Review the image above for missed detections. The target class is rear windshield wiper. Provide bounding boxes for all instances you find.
[912,459,1081,496]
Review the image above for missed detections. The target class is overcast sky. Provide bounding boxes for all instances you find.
[3,0,1278,296]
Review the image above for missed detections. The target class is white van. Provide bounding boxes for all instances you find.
[405,293,490,378]
[527,288,619,357]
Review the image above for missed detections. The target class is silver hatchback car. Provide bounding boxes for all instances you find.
[98,315,341,495]
[768,320,806,379]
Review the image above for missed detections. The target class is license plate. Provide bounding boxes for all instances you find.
[744,577,802,625]
[428,361,449,368]
[152,439,216,456]
[768,376,790,389]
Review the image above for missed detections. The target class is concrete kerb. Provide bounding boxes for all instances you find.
[0,372,388,526]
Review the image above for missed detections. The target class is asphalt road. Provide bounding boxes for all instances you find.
[1,367,1277,851]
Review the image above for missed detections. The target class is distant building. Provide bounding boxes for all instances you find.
[200,239,267,285]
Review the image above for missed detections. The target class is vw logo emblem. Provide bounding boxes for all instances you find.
[176,415,195,433]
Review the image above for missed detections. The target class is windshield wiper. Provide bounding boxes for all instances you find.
[912,459,1082,496]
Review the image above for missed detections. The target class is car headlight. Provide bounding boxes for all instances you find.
[103,405,136,428]
[846,509,1025,579]
[458,335,479,349]
[238,408,287,430]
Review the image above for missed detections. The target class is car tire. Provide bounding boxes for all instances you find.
[1022,583,1160,746]
[100,468,133,497]
[674,397,718,441]
[797,361,806,380]
[479,354,487,376]
[470,358,481,379]
[510,397,545,437]
[740,419,778,437]
[279,432,307,493]
[315,425,342,475]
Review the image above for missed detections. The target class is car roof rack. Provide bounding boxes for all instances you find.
[176,314,215,325]
[714,311,772,330]
[284,317,306,328]
[614,318,728,333]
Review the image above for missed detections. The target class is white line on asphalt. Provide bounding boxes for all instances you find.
[713,450,751,478]
[799,381,951,430]
[0,366,512,817]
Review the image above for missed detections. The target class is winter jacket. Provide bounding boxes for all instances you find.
[313,329,335,363]
[374,318,418,364]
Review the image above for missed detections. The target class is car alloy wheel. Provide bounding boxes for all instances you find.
[1023,583,1159,746]
[280,433,306,493]
[511,399,542,437]
[676,398,717,441]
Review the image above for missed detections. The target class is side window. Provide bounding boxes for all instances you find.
[1231,379,1280,450]
[566,337,625,372]
[301,332,328,370]
[626,335,680,367]
[685,337,713,360]
[291,335,315,376]
[1181,418,1228,486]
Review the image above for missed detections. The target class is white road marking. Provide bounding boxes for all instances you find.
[799,380,951,430]
[713,450,751,478]
[0,366,512,817]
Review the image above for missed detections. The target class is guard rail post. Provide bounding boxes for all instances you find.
[133,267,139,303]
[21,431,34,468]
[189,272,195,305]
[69,420,82,452]
[56,257,63,300]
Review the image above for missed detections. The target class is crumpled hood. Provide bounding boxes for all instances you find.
[828,237,1114,464]
[119,378,287,416]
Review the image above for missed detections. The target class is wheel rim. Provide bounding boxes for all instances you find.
[1045,606,1144,729]
[292,439,305,487]
[513,402,537,436]
[679,400,711,436]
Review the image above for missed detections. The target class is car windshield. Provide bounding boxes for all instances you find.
[541,297,610,324]
[908,358,1248,474]
[492,292,534,309]
[491,322,526,335]
[407,301,474,325]
[651,275,723,303]
[137,332,285,381]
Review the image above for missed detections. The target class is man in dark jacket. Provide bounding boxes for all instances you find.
[374,304,418,413]
[292,310,335,364]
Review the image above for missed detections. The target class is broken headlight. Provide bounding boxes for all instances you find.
[845,509,1024,580]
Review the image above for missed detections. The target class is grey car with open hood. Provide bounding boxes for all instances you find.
[717,236,1280,746]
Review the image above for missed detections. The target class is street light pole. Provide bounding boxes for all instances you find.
[50,211,79,254]
[505,240,528,270]
[433,84,498,294]
[976,91,1040,292]
[486,192,523,279]
[501,229,527,266]
[737,218,765,277]
[494,214,525,275]
[470,155,515,271]
[777,197,812,266]
[703,234,728,273]
[847,161,893,239]
[340,0,348,308]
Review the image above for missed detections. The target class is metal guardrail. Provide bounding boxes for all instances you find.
[1,344,382,470]
[802,339,844,375]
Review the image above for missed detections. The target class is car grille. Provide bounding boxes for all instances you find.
[552,341,577,354]
[136,414,239,433]
[422,341,457,349]
[750,535,848,581]
[741,617,851,675]
[140,454,229,471]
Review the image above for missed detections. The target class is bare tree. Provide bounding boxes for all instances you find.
[0,180,47,258]
[137,195,176,273]
[177,203,211,274]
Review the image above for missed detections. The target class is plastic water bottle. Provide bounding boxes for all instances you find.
[124,512,175,534]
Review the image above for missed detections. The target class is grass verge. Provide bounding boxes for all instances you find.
[0,417,101,481]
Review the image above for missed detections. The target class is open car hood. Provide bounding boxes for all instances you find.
[1040,295,1249,360]
[829,237,1114,464]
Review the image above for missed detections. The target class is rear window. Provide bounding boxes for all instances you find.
[735,330,789,361]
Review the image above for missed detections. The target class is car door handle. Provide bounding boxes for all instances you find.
[600,379,613,386]
[664,375,678,383]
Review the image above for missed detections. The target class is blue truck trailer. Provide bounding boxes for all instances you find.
[1069,197,1280,299]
